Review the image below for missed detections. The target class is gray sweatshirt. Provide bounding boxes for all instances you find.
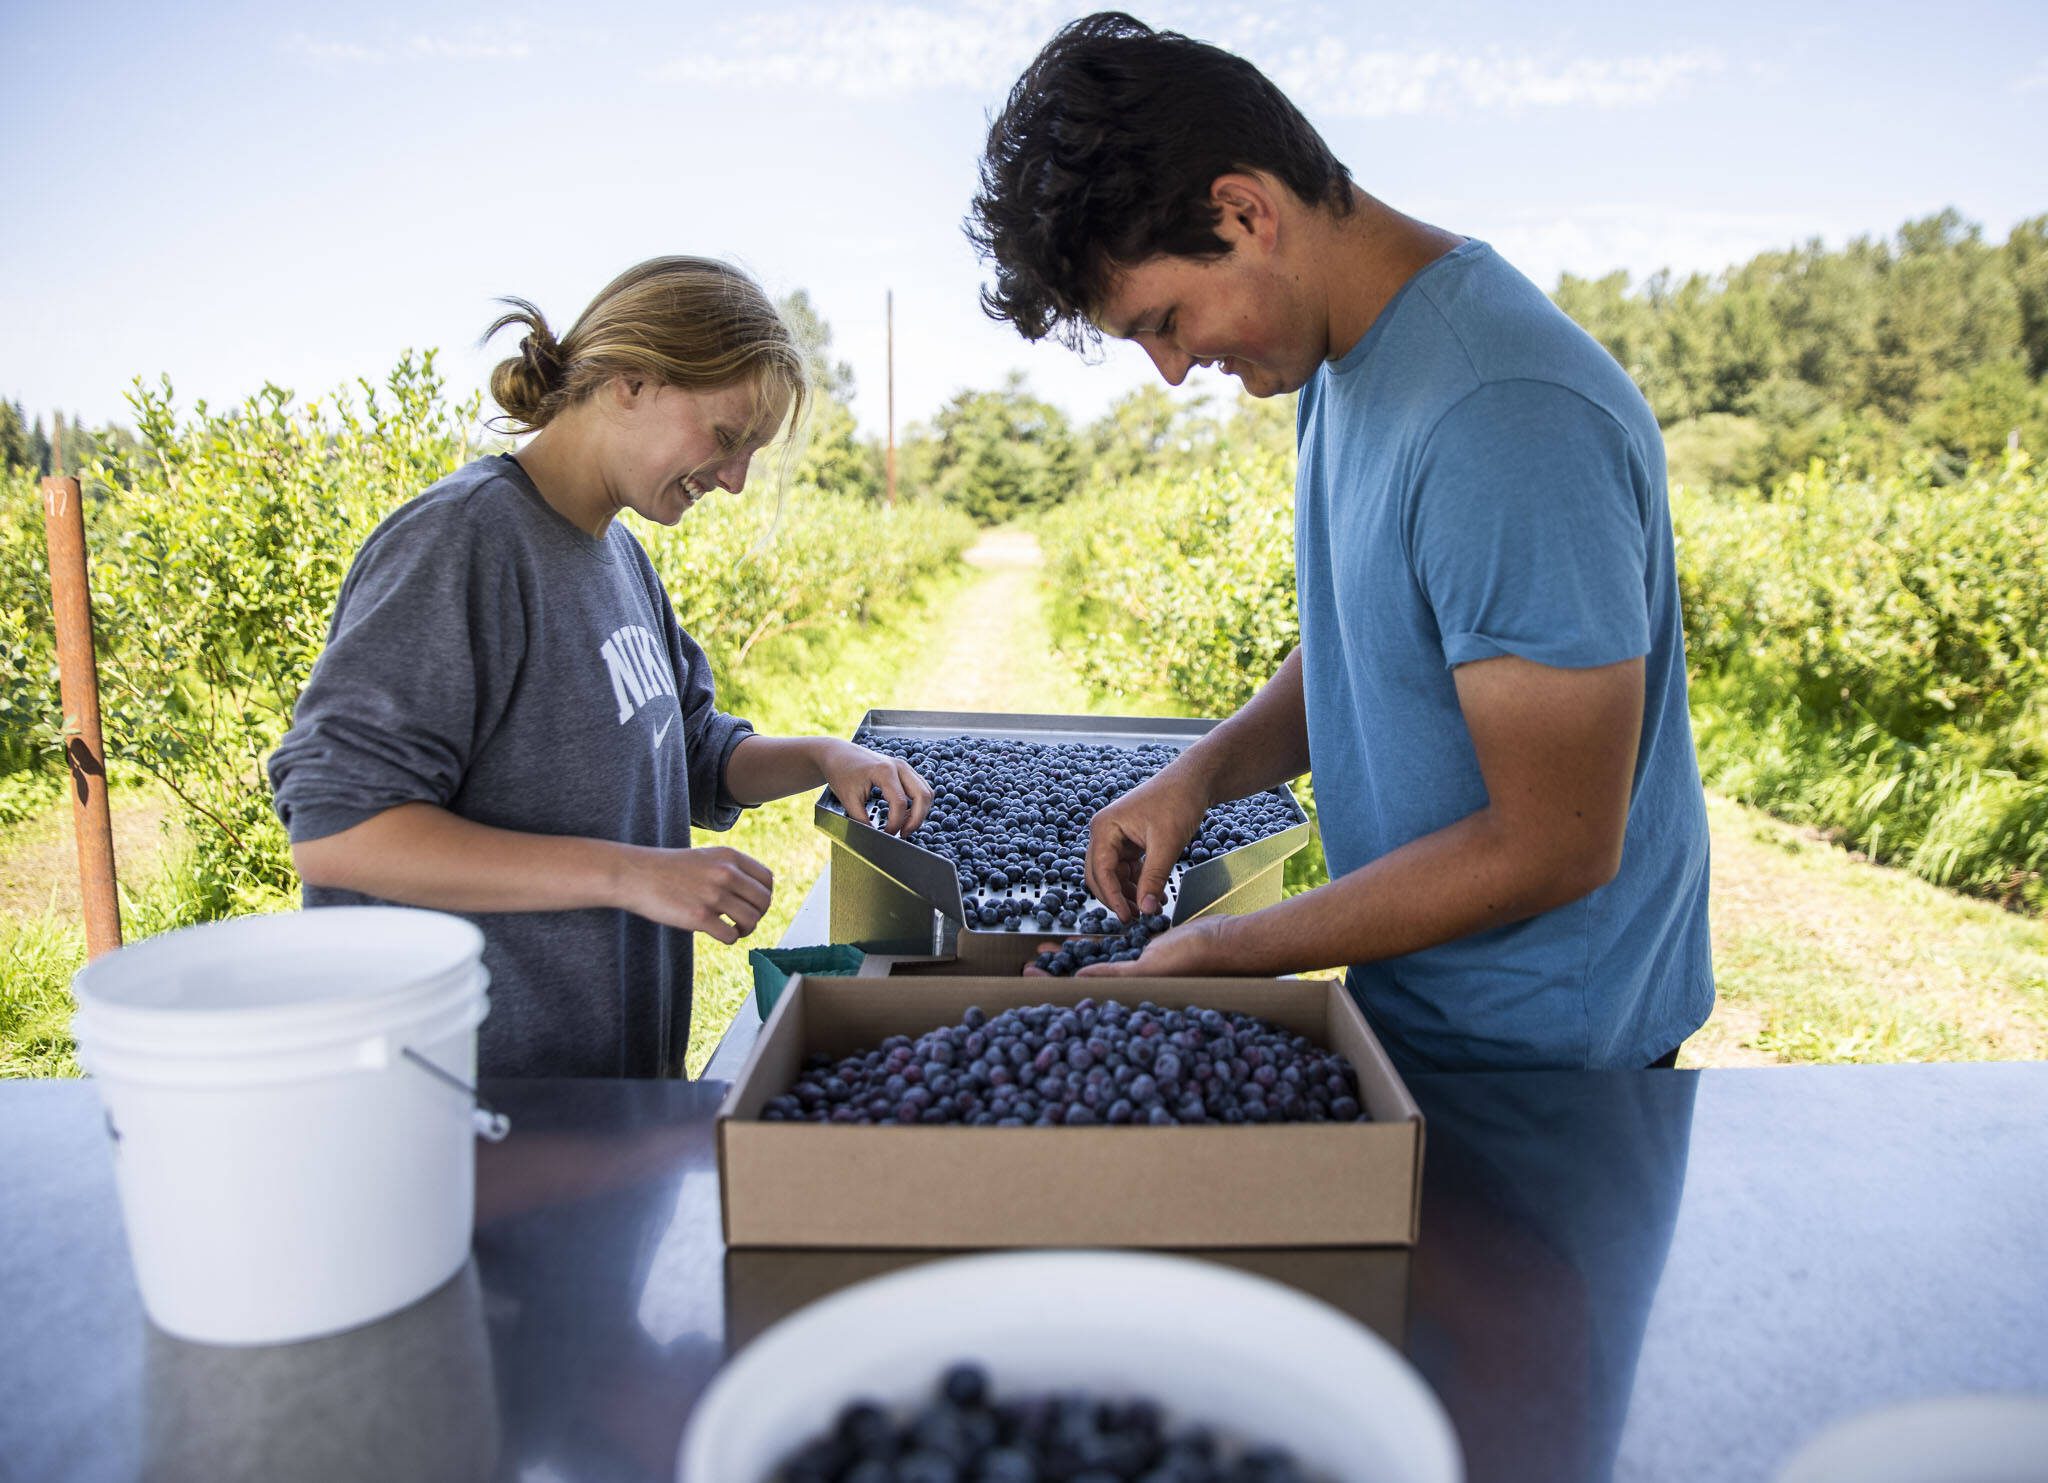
[268,455,754,1077]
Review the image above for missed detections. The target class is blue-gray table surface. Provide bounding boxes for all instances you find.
[4,1059,2045,1483]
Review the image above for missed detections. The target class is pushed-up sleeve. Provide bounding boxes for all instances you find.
[268,505,525,842]
[1408,379,1653,672]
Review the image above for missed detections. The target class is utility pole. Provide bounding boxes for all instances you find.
[886,289,897,507]
[41,416,123,957]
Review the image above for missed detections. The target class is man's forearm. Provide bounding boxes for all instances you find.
[1171,647,1312,805]
[1197,805,1618,976]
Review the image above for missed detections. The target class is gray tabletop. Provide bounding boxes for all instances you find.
[4,1057,2045,1483]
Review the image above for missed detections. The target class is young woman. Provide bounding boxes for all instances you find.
[268,256,932,1078]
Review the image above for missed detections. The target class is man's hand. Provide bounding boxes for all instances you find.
[1021,917,1237,978]
[819,739,934,837]
[620,845,775,944]
[1085,766,1210,922]
[1076,918,1234,978]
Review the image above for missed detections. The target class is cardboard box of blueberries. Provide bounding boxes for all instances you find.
[716,977,1424,1249]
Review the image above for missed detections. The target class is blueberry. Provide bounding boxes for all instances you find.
[940,1361,988,1409]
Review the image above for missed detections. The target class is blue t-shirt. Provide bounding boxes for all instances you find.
[1295,239,1712,1071]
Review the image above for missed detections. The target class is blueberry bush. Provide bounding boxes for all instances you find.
[0,356,974,922]
[1038,442,2048,914]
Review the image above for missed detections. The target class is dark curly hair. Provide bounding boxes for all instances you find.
[966,12,1355,350]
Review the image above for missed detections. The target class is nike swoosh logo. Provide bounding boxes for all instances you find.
[651,715,674,752]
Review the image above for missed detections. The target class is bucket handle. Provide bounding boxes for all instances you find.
[402,1047,511,1142]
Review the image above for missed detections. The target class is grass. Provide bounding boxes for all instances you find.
[0,912,85,1077]
[1684,794,2048,1066]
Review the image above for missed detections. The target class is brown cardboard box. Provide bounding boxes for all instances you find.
[723,1246,1412,1356]
[716,976,1424,1249]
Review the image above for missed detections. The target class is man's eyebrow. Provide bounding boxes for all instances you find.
[1102,307,1161,340]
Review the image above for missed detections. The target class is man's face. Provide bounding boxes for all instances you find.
[1093,248,1325,398]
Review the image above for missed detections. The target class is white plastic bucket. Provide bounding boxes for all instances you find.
[71,907,498,1347]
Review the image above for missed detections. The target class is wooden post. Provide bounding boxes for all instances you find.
[41,459,122,957]
[885,288,897,507]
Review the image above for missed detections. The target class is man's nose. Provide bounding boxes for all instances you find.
[1142,341,1192,387]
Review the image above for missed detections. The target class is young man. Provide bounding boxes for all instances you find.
[967,13,1712,1071]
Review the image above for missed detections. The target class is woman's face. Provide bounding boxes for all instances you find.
[608,377,789,526]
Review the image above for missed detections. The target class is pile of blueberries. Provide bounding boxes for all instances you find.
[837,731,1298,933]
[773,1362,1331,1483]
[758,998,1367,1127]
[1028,914,1170,976]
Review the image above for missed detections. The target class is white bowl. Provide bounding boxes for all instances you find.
[1778,1395,2048,1483]
[679,1249,1462,1483]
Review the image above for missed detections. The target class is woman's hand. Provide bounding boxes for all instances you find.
[819,739,934,837]
[620,844,775,943]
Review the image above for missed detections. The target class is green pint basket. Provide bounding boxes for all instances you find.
[748,944,866,1020]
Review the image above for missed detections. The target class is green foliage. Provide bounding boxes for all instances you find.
[1041,447,1298,716]
[920,373,1079,524]
[778,289,884,501]
[641,486,976,693]
[0,349,974,931]
[1042,436,2048,914]
[0,402,31,472]
[1038,445,1328,897]
[1,468,58,776]
[1554,210,2048,490]
[74,358,478,918]
[1676,453,2048,909]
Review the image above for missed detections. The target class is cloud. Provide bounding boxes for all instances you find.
[648,0,1065,96]
[1271,42,1724,118]
[286,29,532,66]
[2017,59,2048,93]
[1474,205,1862,292]
[648,3,1719,115]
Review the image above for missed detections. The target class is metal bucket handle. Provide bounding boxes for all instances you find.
[402,1047,511,1142]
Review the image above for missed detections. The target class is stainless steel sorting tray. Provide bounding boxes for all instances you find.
[812,709,1312,953]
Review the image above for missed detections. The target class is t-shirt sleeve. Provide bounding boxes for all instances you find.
[267,504,524,842]
[1408,379,1652,671]
[653,582,754,833]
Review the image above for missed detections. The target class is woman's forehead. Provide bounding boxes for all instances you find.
[668,378,788,428]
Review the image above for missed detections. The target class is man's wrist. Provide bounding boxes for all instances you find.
[1193,911,1258,975]
[1163,741,1225,811]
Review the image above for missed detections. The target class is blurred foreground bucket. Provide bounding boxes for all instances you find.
[71,907,495,1346]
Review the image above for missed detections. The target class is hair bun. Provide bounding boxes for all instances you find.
[519,331,564,389]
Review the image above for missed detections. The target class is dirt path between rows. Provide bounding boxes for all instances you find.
[892,527,1092,714]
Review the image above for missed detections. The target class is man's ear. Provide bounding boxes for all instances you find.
[1209,172,1282,254]
[608,374,645,409]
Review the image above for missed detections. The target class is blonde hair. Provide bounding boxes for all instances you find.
[483,257,810,457]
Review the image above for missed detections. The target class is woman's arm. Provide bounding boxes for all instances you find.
[723,735,935,835]
[292,801,776,944]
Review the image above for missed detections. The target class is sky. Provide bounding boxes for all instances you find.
[4,0,2045,441]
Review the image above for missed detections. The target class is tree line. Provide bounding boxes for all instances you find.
[10,206,2043,522]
